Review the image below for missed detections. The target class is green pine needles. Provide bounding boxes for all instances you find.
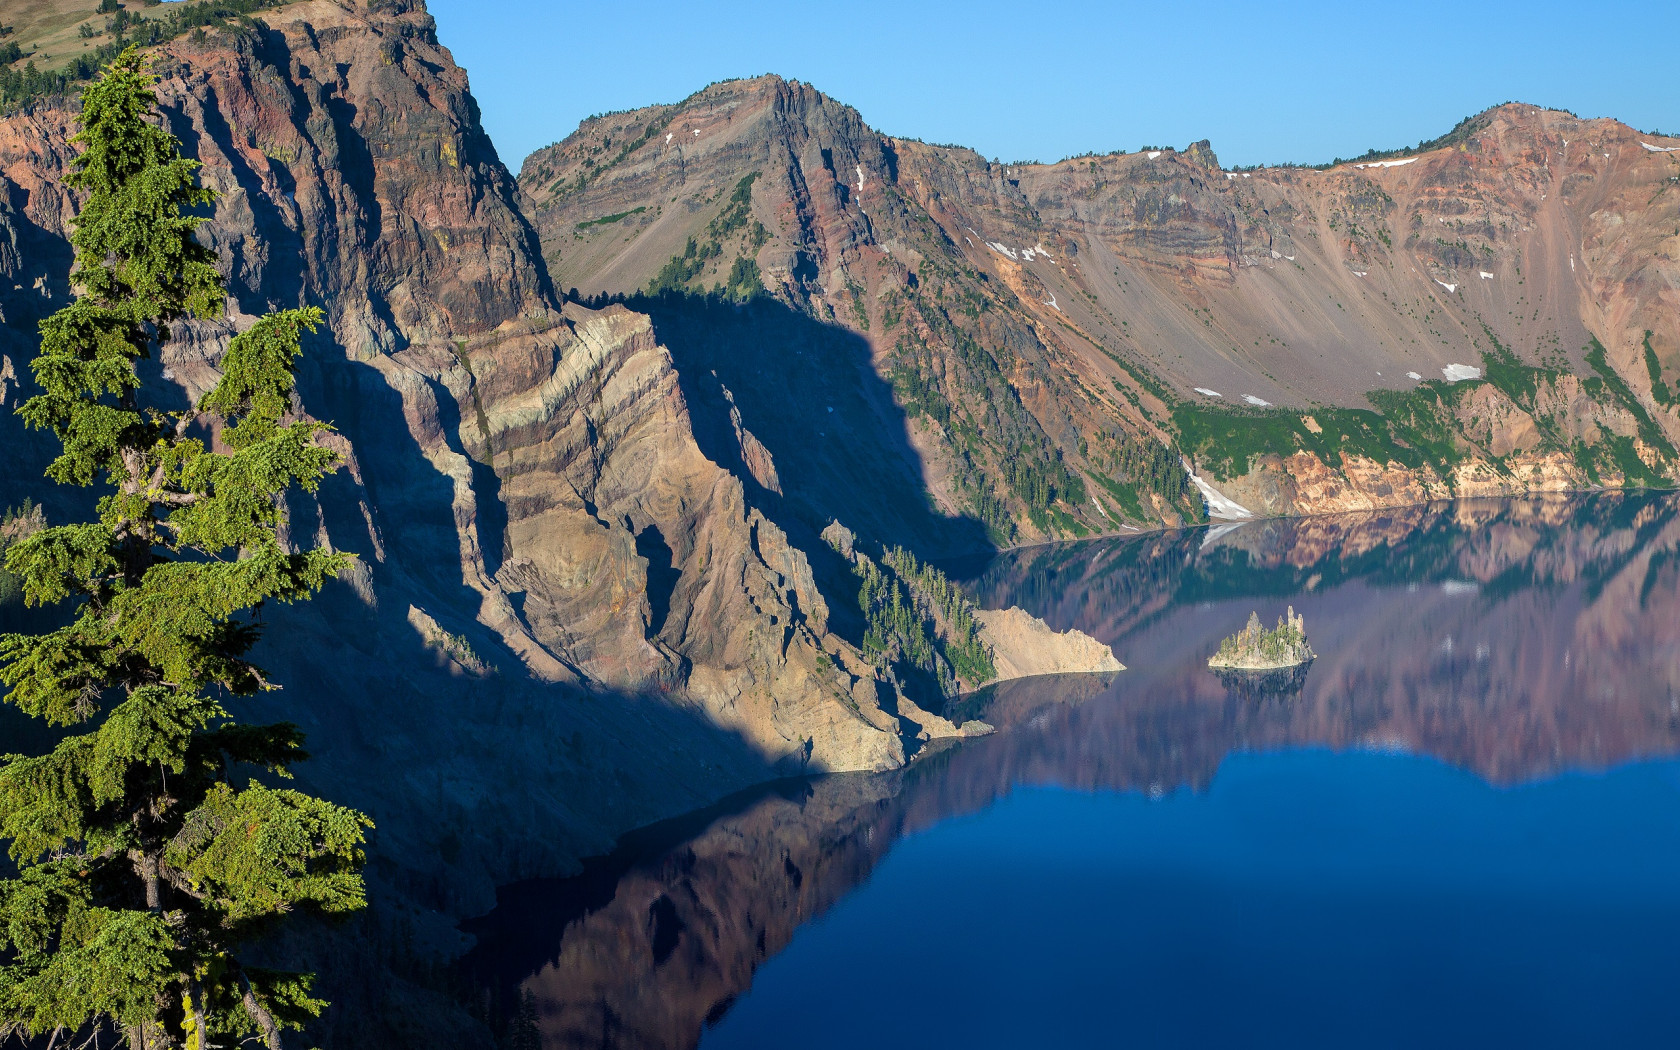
[0,49,369,1050]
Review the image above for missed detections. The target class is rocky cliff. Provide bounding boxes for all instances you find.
[520,79,1680,537]
[1,0,987,781]
[0,4,987,1043]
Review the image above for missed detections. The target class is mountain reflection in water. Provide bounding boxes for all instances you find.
[462,493,1680,1050]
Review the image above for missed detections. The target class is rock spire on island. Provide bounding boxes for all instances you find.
[1209,607,1316,671]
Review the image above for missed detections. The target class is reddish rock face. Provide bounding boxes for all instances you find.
[522,79,1680,532]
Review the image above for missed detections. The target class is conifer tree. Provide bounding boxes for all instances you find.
[0,48,370,1050]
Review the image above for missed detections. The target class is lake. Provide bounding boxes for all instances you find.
[464,493,1680,1049]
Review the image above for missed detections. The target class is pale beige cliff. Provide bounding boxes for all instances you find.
[975,606,1124,680]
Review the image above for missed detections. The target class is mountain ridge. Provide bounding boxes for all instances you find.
[520,76,1679,541]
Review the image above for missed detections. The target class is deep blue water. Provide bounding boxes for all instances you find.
[465,494,1680,1049]
[705,753,1680,1048]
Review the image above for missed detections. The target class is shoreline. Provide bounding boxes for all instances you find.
[978,484,1679,558]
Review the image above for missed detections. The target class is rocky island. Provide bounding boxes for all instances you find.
[1209,608,1316,693]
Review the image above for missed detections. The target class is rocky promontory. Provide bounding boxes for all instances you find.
[975,607,1125,681]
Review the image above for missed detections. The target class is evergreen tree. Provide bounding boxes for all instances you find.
[0,49,369,1050]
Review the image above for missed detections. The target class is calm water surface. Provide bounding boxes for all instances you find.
[466,494,1680,1049]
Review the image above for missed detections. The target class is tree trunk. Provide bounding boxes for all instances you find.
[132,850,162,911]
[183,977,208,1050]
[239,971,284,1050]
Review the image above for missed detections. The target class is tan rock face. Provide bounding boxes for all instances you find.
[974,607,1124,680]
[467,304,906,770]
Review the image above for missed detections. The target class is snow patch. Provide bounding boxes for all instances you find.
[1441,580,1479,596]
[1186,467,1253,520]
[1146,150,1162,159]
[692,129,701,136]
[1193,387,1223,398]
[665,133,673,144]
[1479,271,1494,279]
[1441,363,1481,382]
[1242,395,1272,407]
[986,242,1018,260]
[1352,270,1367,277]
[1641,141,1680,153]
[1407,371,1423,380]
[1353,157,1418,169]
[1270,249,1282,259]
[855,164,865,193]
[1043,293,1059,312]
[1436,280,1457,293]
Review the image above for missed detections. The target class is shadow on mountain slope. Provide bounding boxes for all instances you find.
[610,290,993,562]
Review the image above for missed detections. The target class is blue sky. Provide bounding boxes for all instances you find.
[426,0,1680,173]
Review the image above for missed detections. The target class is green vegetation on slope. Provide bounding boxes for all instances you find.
[1585,337,1675,455]
[1172,334,1676,490]
[856,556,939,682]
[575,206,645,230]
[1644,332,1674,407]
[1173,399,1437,479]
[880,546,994,686]
[885,257,1084,542]
[1,0,285,109]
[1085,432,1206,524]
[844,538,996,697]
[648,172,770,302]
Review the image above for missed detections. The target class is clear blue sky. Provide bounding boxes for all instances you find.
[426,0,1680,173]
